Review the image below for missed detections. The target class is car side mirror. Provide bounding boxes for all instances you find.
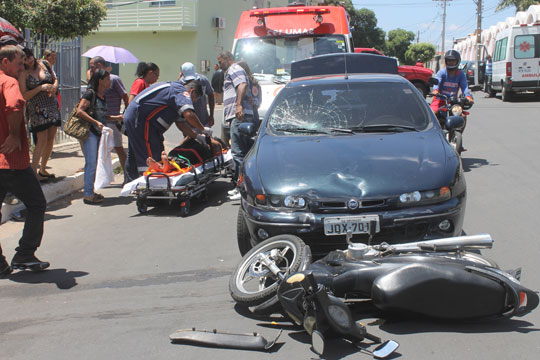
[446,116,465,130]
[428,77,439,86]
[238,122,256,137]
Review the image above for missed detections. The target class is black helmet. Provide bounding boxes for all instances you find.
[444,50,461,70]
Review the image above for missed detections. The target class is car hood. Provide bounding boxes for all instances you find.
[255,131,451,198]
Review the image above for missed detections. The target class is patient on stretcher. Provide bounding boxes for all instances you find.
[145,136,228,174]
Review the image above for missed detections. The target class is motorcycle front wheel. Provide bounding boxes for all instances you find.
[229,235,311,306]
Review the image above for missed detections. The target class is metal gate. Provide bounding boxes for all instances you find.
[24,31,81,144]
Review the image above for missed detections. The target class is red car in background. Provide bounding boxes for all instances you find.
[354,48,434,97]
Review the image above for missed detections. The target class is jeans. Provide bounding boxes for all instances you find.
[0,167,46,259]
[82,131,100,197]
[230,114,254,183]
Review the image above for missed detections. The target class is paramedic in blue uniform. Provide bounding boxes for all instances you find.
[124,80,207,182]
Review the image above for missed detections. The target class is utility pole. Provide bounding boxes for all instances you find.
[474,0,483,86]
[433,0,452,65]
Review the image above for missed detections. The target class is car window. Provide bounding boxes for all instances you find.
[514,35,535,59]
[268,81,431,134]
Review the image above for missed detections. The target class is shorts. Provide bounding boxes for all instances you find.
[106,121,124,147]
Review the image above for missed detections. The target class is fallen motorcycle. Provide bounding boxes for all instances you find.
[229,233,538,355]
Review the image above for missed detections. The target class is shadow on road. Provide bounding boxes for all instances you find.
[128,180,233,218]
[379,316,540,335]
[7,268,89,290]
[461,157,494,172]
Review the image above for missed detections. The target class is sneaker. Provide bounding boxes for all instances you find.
[228,188,239,196]
[0,257,12,277]
[11,253,50,272]
[228,192,242,201]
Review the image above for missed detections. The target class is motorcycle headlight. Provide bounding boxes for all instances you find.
[399,187,451,207]
[328,304,352,329]
[450,104,463,116]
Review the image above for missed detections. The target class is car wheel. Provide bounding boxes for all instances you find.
[237,208,256,256]
[229,234,311,306]
[502,85,513,102]
[413,82,428,98]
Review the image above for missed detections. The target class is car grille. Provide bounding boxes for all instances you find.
[315,199,387,212]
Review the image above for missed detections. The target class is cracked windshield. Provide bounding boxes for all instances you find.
[234,35,348,79]
[268,82,431,134]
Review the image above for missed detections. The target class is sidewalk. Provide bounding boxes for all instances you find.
[0,140,120,225]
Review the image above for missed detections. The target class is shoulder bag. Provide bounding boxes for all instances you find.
[63,89,96,141]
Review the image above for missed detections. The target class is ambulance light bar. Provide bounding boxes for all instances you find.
[250,7,331,18]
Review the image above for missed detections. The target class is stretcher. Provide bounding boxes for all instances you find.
[120,148,233,216]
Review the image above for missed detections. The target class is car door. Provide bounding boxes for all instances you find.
[512,33,540,88]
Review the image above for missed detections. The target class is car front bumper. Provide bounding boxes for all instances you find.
[241,197,465,255]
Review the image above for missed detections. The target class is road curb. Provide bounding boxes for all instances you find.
[1,159,120,225]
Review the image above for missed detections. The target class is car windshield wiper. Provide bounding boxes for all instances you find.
[273,126,329,134]
[329,128,354,134]
[350,124,419,133]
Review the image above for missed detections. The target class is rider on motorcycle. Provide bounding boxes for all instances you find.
[431,50,474,113]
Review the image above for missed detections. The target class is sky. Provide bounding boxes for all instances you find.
[351,0,519,51]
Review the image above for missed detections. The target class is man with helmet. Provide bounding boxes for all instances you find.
[430,50,473,113]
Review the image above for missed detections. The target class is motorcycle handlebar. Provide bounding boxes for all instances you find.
[381,234,493,252]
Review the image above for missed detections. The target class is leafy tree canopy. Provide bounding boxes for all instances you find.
[386,28,415,64]
[0,0,106,39]
[324,0,386,51]
[496,0,537,11]
[404,42,436,65]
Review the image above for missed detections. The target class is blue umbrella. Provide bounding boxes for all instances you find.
[82,45,139,64]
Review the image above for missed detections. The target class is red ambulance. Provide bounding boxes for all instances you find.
[222,1,353,142]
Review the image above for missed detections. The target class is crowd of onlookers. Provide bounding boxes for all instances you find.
[1,32,262,276]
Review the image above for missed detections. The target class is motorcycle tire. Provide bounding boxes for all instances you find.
[230,234,311,307]
[451,131,463,155]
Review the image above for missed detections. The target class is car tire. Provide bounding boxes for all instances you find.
[229,234,311,306]
[502,85,513,102]
[237,208,256,256]
[413,82,428,98]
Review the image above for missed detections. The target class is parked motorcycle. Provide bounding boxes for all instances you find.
[229,233,538,355]
[433,93,473,155]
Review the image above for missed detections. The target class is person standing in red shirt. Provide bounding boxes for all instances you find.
[128,62,159,103]
[0,45,49,276]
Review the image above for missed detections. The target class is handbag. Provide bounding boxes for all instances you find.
[63,89,96,141]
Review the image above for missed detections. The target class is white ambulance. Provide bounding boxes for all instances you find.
[491,23,540,101]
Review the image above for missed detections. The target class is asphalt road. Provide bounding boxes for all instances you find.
[1,92,540,359]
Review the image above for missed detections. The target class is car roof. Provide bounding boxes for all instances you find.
[288,73,410,86]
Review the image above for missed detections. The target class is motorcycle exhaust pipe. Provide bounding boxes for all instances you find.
[390,233,493,252]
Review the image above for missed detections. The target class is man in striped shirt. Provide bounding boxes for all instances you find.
[0,45,49,275]
[217,51,255,200]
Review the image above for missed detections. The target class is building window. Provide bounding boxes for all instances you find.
[149,1,176,6]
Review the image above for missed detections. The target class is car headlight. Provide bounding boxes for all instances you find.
[399,187,451,206]
[252,194,307,210]
[450,104,463,116]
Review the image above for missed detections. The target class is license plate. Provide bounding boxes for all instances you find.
[324,215,380,236]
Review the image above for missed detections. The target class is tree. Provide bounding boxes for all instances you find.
[405,42,436,65]
[496,0,537,11]
[324,0,386,51]
[386,28,415,64]
[0,0,106,51]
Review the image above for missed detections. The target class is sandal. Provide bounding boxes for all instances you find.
[38,171,55,178]
[83,194,103,205]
